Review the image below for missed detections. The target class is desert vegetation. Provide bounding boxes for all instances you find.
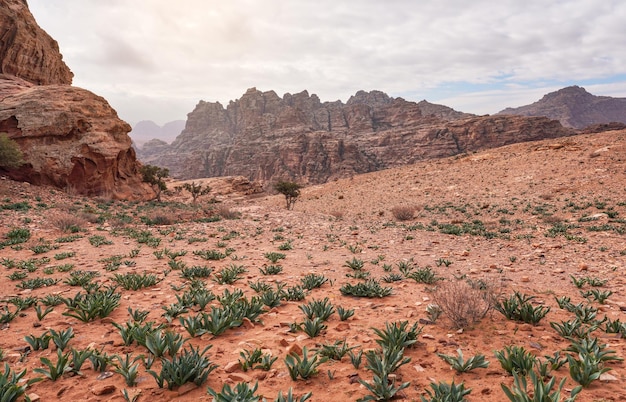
[0,131,625,402]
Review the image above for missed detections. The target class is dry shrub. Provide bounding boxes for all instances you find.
[144,213,174,225]
[50,213,87,232]
[216,205,240,220]
[80,212,100,224]
[391,205,415,221]
[432,279,499,329]
[541,215,563,224]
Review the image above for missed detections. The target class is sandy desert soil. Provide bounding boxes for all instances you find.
[0,130,625,402]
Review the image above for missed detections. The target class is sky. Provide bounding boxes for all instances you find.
[28,0,626,127]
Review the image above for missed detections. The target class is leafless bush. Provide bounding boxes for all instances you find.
[391,205,415,221]
[50,213,87,232]
[145,213,174,225]
[432,279,499,329]
[216,205,240,220]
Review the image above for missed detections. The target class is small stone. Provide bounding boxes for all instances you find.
[228,373,252,383]
[286,343,302,356]
[92,384,116,396]
[242,318,254,329]
[579,263,588,271]
[27,394,40,402]
[279,338,290,347]
[520,276,530,282]
[599,373,618,382]
[414,364,425,372]
[426,345,438,354]
[177,383,198,396]
[422,334,435,340]
[96,371,114,380]
[223,361,240,373]
[335,322,350,332]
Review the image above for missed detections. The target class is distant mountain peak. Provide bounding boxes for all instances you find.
[498,86,626,129]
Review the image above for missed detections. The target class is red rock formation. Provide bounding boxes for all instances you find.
[0,0,73,85]
[0,0,152,200]
[141,88,576,185]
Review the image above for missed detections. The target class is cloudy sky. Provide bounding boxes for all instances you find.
[29,0,626,127]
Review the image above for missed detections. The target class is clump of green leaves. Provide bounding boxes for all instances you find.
[299,297,335,321]
[420,380,471,402]
[437,349,489,373]
[148,345,217,390]
[501,369,581,402]
[284,347,326,380]
[112,272,162,290]
[495,292,550,325]
[495,345,536,376]
[340,279,393,298]
[300,273,328,290]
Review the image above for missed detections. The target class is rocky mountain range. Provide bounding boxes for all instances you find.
[0,0,151,199]
[130,119,185,147]
[139,88,575,185]
[498,86,626,129]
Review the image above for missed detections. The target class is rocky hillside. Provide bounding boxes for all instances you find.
[141,88,575,184]
[498,86,626,129]
[0,0,152,200]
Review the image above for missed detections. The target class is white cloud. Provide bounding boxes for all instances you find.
[28,0,626,125]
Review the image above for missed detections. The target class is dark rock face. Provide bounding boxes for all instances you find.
[498,86,626,129]
[0,0,152,199]
[142,88,575,185]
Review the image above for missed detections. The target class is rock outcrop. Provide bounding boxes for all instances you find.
[141,88,575,185]
[498,86,626,129]
[0,0,152,200]
[0,0,73,85]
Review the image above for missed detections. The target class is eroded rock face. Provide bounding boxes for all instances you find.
[141,88,575,185]
[0,78,152,199]
[0,0,73,85]
[0,0,152,200]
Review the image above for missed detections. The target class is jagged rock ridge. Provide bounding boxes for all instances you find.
[497,86,626,129]
[141,88,575,184]
[0,0,151,199]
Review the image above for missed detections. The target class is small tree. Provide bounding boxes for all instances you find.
[140,164,169,201]
[274,181,302,210]
[181,181,211,203]
[0,133,24,169]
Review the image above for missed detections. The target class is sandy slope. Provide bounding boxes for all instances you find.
[0,130,624,401]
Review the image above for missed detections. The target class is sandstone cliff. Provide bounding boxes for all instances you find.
[0,0,152,199]
[141,88,575,185]
[497,86,626,129]
[0,0,73,85]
